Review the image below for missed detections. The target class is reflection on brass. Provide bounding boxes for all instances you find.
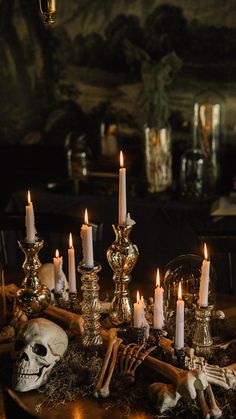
[78,262,103,347]
[192,305,213,357]
[39,0,56,25]
[107,224,139,327]
[17,239,51,317]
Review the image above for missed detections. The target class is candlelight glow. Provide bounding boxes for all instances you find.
[178,282,182,300]
[204,243,208,260]
[136,290,140,303]
[84,208,89,225]
[27,190,31,204]
[156,268,160,287]
[141,295,144,305]
[55,249,59,258]
[120,150,124,168]
[69,232,73,248]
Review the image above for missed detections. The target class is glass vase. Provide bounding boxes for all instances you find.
[144,127,172,193]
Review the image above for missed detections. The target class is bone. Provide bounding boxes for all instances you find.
[197,390,210,419]
[119,343,136,374]
[206,384,222,418]
[98,338,123,398]
[93,328,118,397]
[149,382,181,413]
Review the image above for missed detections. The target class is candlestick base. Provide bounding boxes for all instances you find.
[52,290,70,310]
[107,224,139,327]
[17,239,51,317]
[78,262,103,348]
[69,291,81,313]
[192,305,213,357]
[174,347,186,369]
[152,328,165,360]
[133,326,146,346]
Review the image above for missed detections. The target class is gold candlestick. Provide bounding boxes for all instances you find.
[107,224,139,327]
[192,305,213,357]
[17,239,51,317]
[39,0,56,24]
[78,262,103,347]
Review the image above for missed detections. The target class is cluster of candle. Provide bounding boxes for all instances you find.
[25,146,211,350]
[25,191,95,293]
[133,244,210,350]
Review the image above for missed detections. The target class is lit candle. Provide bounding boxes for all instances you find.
[118,150,127,225]
[25,190,36,243]
[175,282,185,349]
[68,233,76,293]
[198,243,210,307]
[53,249,63,294]
[154,268,164,330]
[133,290,144,328]
[80,209,94,267]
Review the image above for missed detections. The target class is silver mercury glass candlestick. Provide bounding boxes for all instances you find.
[17,238,51,317]
[77,261,103,347]
[107,224,139,327]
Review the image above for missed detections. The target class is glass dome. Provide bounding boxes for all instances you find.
[163,254,216,344]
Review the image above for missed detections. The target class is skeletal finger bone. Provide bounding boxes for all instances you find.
[98,338,123,398]
[206,384,222,418]
[149,382,181,413]
[130,346,156,379]
[119,343,136,374]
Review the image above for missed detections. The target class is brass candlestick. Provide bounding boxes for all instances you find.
[39,0,56,24]
[107,224,139,327]
[78,262,103,347]
[192,305,213,357]
[17,239,51,317]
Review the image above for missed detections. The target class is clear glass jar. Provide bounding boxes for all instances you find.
[144,126,172,193]
[193,90,225,190]
[180,147,207,199]
[163,254,216,344]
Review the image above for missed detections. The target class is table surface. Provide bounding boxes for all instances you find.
[0,291,236,419]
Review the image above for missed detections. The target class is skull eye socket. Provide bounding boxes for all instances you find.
[14,339,25,352]
[33,344,47,357]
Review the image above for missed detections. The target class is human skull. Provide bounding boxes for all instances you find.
[12,318,68,392]
[39,263,69,304]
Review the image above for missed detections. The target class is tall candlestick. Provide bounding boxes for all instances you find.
[68,233,76,293]
[80,209,94,267]
[154,268,164,330]
[25,190,36,243]
[175,282,185,349]
[198,243,210,307]
[133,290,144,328]
[118,150,127,225]
[53,249,63,294]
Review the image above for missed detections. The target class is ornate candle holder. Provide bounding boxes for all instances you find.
[192,305,213,357]
[69,291,81,313]
[152,328,165,360]
[77,261,103,347]
[107,224,139,327]
[133,326,146,345]
[39,0,56,24]
[17,239,51,317]
[174,347,186,369]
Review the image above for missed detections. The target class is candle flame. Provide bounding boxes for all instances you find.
[55,249,59,258]
[27,190,31,204]
[84,208,89,225]
[156,268,160,287]
[69,232,73,248]
[136,290,140,303]
[178,282,182,300]
[120,150,124,168]
[204,243,208,260]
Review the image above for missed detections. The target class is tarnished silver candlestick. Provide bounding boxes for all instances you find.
[17,239,51,317]
[69,291,80,313]
[107,224,139,327]
[77,261,103,347]
[192,305,213,357]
